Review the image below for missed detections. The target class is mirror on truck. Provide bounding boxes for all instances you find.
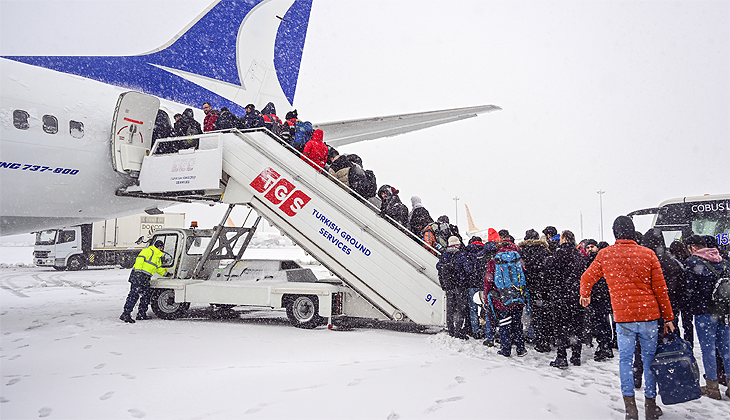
[160,253,173,266]
[134,236,145,245]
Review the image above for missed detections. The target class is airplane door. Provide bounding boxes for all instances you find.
[111,92,160,176]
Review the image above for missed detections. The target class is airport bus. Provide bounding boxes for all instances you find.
[627,194,729,248]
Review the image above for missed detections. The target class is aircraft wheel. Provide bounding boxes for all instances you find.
[286,295,324,329]
[66,255,86,271]
[151,289,190,320]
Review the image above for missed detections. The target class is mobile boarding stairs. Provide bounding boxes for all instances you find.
[111,93,445,327]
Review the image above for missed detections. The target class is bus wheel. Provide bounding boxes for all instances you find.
[286,295,324,329]
[66,255,86,271]
[151,289,190,320]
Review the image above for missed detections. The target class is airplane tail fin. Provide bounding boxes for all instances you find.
[4,0,313,114]
[464,204,480,234]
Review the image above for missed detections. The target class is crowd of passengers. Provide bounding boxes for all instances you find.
[152,102,730,414]
[434,218,730,409]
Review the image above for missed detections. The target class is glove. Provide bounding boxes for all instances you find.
[164,272,173,278]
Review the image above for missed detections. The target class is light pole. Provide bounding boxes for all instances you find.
[453,196,460,228]
[597,190,605,242]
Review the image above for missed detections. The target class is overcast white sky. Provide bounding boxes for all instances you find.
[1,0,728,242]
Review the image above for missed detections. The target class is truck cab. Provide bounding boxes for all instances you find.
[147,225,344,329]
[34,227,84,270]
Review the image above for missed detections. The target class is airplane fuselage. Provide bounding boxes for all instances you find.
[0,58,183,235]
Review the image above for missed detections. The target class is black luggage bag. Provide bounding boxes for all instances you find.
[650,332,702,405]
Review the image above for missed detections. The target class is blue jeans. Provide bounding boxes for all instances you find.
[616,321,658,398]
[468,288,493,339]
[694,313,730,381]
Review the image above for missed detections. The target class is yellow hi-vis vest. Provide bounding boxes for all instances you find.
[132,245,167,277]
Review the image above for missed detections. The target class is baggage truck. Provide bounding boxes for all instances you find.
[33,212,185,271]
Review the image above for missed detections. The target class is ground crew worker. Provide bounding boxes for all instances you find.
[120,240,171,323]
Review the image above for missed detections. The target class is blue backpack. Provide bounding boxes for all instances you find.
[492,250,527,306]
[292,121,314,152]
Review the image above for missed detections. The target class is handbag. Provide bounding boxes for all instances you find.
[649,332,701,405]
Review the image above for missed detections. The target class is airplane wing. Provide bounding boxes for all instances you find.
[315,104,501,148]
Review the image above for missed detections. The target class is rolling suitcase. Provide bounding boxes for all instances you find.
[650,332,701,405]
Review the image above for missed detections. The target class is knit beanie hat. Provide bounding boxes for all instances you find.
[524,229,539,240]
[612,216,636,240]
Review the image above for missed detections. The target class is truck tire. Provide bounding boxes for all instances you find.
[66,255,86,271]
[119,254,135,269]
[286,295,324,329]
[53,266,66,271]
[151,289,190,320]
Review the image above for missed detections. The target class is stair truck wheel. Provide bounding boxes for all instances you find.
[151,288,190,320]
[286,295,324,329]
[66,255,86,271]
[119,252,136,269]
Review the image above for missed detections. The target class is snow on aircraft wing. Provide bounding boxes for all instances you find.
[315,105,501,148]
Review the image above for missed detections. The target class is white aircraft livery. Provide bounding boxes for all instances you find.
[0,0,499,236]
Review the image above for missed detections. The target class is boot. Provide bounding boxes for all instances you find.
[623,396,638,420]
[701,379,722,400]
[119,313,135,324]
[644,397,662,420]
[136,312,150,320]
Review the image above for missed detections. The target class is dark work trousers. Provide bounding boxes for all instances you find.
[123,271,152,315]
[555,302,584,360]
[587,304,613,352]
[531,298,554,351]
[445,289,468,337]
[496,306,526,355]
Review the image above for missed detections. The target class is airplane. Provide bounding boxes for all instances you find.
[464,203,498,242]
[0,0,500,237]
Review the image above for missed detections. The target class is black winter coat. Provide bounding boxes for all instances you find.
[214,109,237,130]
[518,239,551,301]
[456,242,488,289]
[586,251,611,312]
[545,242,586,306]
[409,207,433,238]
[378,185,408,227]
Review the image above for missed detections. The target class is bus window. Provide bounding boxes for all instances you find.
[629,195,729,248]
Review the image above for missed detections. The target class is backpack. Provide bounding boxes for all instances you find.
[263,113,284,137]
[492,250,527,307]
[429,221,455,250]
[362,170,377,199]
[348,164,367,196]
[700,259,730,325]
[292,121,314,152]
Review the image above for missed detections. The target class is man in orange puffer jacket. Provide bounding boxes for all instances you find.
[580,216,674,420]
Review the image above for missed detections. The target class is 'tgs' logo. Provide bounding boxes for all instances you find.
[250,168,311,217]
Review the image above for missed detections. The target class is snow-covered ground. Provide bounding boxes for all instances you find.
[1,246,728,419]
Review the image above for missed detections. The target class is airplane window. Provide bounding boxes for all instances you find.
[42,115,58,134]
[69,120,84,139]
[13,110,30,130]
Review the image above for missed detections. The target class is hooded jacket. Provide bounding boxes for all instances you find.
[408,196,433,237]
[378,185,408,227]
[302,129,328,169]
[684,247,727,316]
[580,239,674,323]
